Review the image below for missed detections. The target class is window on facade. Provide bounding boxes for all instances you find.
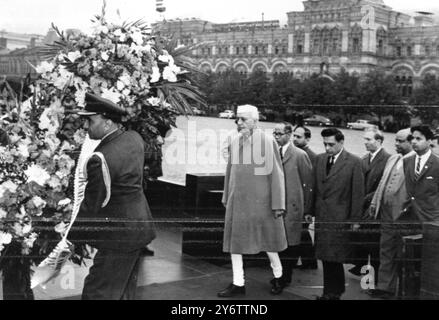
[297,43,303,54]
[323,38,329,55]
[313,39,320,54]
[396,46,401,57]
[282,46,287,54]
[275,46,279,54]
[236,47,240,55]
[332,39,338,54]
[425,45,431,56]
[353,38,360,53]
[255,46,259,54]
[436,45,439,56]
[218,47,222,55]
[242,47,247,54]
[207,48,211,55]
[406,46,412,57]
[378,40,384,55]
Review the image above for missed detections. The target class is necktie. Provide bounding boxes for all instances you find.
[279,147,284,161]
[368,153,372,165]
[415,156,422,180]
[326,156,334,176]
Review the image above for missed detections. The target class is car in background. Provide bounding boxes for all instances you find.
[219,110,235,119]
[191,107,206,116]
[347,119,378,130]
[303,115,334,127]
[258,112,267,121]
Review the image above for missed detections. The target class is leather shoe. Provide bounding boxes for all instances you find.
[316,293,341,300]
[366,289,394,299]
[270,277,285,295]
[217,284,246,298]
[140,247,154,256]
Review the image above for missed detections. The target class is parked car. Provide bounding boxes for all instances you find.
[219,110,235,119]
[191,107,206,116]
[258,112,267,121]
[347,119,378,130]
[303,115,334,127]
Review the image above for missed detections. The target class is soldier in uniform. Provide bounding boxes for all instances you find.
[76,93,156,300]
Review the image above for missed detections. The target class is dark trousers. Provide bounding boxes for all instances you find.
[82,249,141,300]
[322,261,345,296]
[279,245,300,281]
[298,224,317,267]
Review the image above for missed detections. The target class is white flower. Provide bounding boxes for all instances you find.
[130,31,144,45]
[147,97,161,107]
[17,142,30,158]
[75,89,87,107]
[116,80,125,91]
[35,61,55,74]
[67,51,82,62]
[0,231,12,245]
[101,87,121,104]
[24,164,51,186]
[150,66,161,83]
[114,28,126,42]
[23,232,38,248]
[1,181,18,194]
[0,208,7,219]
[158,54,170,63]
[101,51,110,61]
[32,196,47,209]
[93,24,109,35]
[163,66,179,82]
[58,198,71,207]
[122,88,131,96]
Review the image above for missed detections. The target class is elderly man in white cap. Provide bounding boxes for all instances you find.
[218,104,288,297]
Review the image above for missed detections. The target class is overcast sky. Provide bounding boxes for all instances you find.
[1,0,439,35]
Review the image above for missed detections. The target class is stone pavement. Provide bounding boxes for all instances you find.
[31,226,375,300]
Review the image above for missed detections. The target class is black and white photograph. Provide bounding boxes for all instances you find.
[1,0,439,306]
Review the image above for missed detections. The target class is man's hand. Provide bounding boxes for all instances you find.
[273,210,285,219]
[304,214,313,224]
[222,202,227,208]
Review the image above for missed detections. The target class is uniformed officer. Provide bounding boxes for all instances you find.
[75,93,156,300]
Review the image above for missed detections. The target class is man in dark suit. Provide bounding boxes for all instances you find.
[313,128,365,300]
[293,125,318,269]
[349,128,390,279]
[403,125,439,224]
[76,93,156,300]
[274,122,313,291]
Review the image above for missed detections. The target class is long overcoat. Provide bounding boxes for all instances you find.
[282,144,313,246]
[313,149,365,263]
[222,128,287,254]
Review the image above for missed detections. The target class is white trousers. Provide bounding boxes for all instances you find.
[231,253,283,286]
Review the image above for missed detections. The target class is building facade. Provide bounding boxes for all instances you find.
[154,0,439,96]
[2,0,439,97]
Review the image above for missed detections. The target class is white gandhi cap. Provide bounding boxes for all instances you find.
[237,104,259,120]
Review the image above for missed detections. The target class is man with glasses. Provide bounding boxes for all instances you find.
[273,122,313,289]
[313,128,365,300]
[218,105,287,297]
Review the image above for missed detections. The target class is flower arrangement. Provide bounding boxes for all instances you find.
[0,3,204,263]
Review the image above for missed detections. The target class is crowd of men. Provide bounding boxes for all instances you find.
[218,104,439,300]
[2,95,439,300]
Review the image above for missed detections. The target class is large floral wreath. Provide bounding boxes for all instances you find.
[0,6,204,263]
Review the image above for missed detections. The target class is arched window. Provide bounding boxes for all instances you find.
[406,46,412,57]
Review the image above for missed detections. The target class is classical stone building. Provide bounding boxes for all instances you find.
[2,0,439,99]
[154,0,439,97]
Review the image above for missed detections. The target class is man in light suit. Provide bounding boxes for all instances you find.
[313,128,365,300]
[403,125,439,223]
[350,129,390,278]
[274,122,313,289]
[218,105,287,297]
[367,129,414,298]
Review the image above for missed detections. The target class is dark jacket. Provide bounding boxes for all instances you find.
[403,153,439,223]
[302,145,317,168]
[74,129,156,251]
[0,128,9,146]
[362,148,391,213]
[313,149,365,263]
